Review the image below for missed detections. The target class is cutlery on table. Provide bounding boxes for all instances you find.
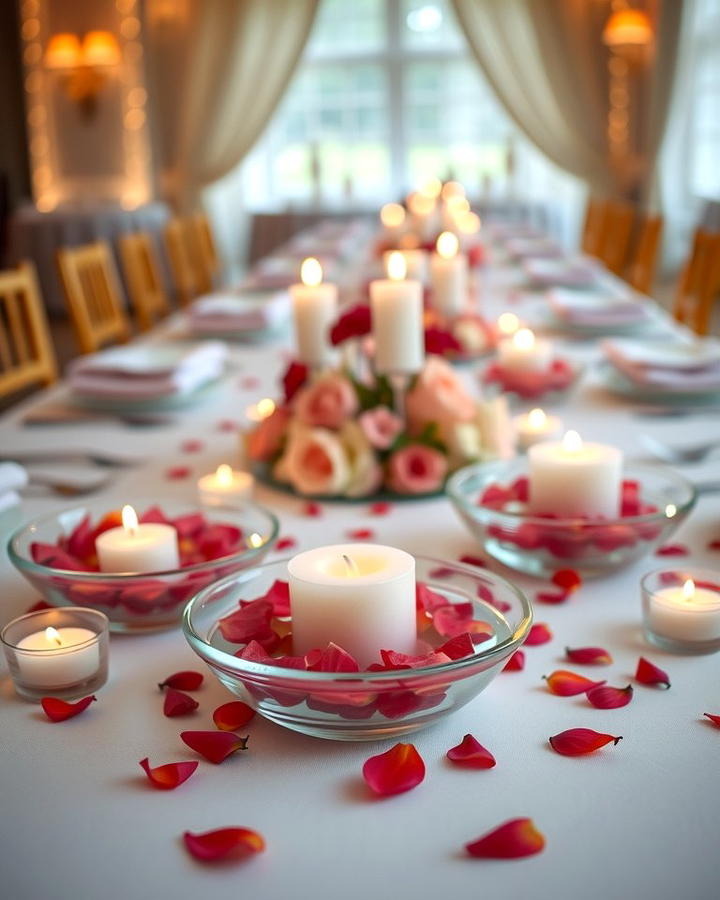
[20,404,176,428]
[0,450,145,468]
[641,434,720,465]
[23,475,112,497]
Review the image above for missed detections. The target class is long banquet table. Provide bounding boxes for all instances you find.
[1,234,719,900]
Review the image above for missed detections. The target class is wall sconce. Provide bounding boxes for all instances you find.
[602,8,654,62]
[45,31,121,119]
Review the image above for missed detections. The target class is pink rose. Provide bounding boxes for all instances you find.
[246,406,290,462]
[358,406,404,450]
[405,356,476,444]
[295,373,358,430]
[386,444,448,495]
[274,426,350,496]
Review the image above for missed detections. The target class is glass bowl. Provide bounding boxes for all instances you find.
[446,460,696,579]
[8,499,280,633]
[182,556,532,741]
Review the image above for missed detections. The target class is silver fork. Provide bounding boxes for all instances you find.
[641,434,720,464]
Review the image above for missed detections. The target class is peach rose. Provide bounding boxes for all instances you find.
[273,425,350,496]
[246,406,291,462]
[386,444,448,495]
[405,356,476,444]
[295,373,358,430]
[341,422,383,497]
[358,406,404,450]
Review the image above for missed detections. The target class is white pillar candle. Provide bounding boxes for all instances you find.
[383,249,428,284]
[288,543,416,667]
[430,231,468,318]
[96,505,180,573]
[290,257,338,368]
[646,578,720,643]
[198,464,254,506]
[15,626,100,688]
[513,408,563,451]
[528,430,622,518]
[407,191,437,241]
[497,328,553,373]
[379,202,406,243]
[370,251,424,375]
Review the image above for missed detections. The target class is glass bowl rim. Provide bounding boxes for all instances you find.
[640,566,720,593]
[1,606,109,651]
[182,554,533,683]
[446,461,696,528]
[7,498,280,582]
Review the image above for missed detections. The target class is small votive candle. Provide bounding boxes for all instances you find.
[96,505,180,573]
[513,408,563,451]
[497,328,553,373]
[1,607,109,701]
[642,569,720,654]
[198,464,254,507]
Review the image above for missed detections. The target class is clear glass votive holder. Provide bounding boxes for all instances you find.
[641,569,720,655]
[1,607,109,701]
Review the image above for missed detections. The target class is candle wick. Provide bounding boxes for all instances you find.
[52,635,62,646]
[342,554,359,577]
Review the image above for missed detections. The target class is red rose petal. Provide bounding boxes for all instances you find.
[276,536,297,551]
[565,646,613,665]
[503,650,525,671]
[466,818,545,859]
[362,743,425,796]
[370,501,392,516]
[159,670,204,691]
[379,648,451,670]
[459,554,487,569]
[416,582,449,612]
[536,590,569,605]
[635,656,671,689]
[180,439,204,453]
[549,728,622,756]
[240,376,261,390]
[447,734,496,769]
[216,419,239,432]
[139,757,198,790]
[305,642,360,672]
[347,528,375,540]
[436,633,475,660]
[163,688,199,718]
[525,623,552,646]
[656,543,689,556]
[707,540,720,551]
[165,465,191,480]
[180,731,248,764]
[213,701,256,731]
[219,599,274,644]
[303,501,323,517]
[254,579,291,617]
[704,713,720,728]
[432,602,474,637]
[183,827,265,863]
[544,670,606,696]
[552,569,582,592]
[586,684,633,709]
[41,695,96,722]
[25,599,53,613]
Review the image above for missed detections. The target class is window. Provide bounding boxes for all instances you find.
[688,0,720,198]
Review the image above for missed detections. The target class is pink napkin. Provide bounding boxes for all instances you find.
[506,238,563,259]
[602,338,720,392]
[548,288,651,327]
[524,258,598,289]
[189,291,289,335]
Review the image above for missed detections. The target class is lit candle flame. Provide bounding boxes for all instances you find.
[436,231,459,259]
[247,532,264,549]
[457,211,481,235]
[342,554,360,577]
[445,196,470,215]
[408,192,435,216]
[441,180,465,199]
[300,257,322,287]
[419,177,442,199]
[216,464,233,487]
[528,408,547,429]
[45,626,63,647]
[122,504,139,536]
[387,251,407,282]
[683,579,695,601]
[513,327,536,351]
[562,430,583,452]
[497,312,520,336]
[665,504,677,518]
[380,202,405,228]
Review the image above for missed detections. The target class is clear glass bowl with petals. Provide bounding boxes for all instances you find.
[447,460,696,579]
[8,499,279,633]
[182,557,532,741]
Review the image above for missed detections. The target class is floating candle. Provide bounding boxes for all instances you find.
[497,328,553,373]
[198,464,254,507]
[96,504,180,573]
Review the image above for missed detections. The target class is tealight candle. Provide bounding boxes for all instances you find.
[198,464,254,506]
[642,571,720,653]
[430,231,468,318]
[1,607,109,700]
[370,251,424,375]
[528,430,622,518]
[288,543,417,667]
[513,408,563,451]
[96,505,180,573]
[497,328,553,373]
[290,257,338,368]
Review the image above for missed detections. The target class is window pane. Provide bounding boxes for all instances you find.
[402,0,464,51]
[308,0,385,56]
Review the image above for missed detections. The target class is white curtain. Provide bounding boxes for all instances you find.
[146,0,319,210]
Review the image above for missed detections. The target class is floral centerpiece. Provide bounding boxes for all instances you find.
[246,356,513,499]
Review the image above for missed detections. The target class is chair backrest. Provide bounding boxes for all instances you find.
[118,231,170,332]
[626,213,664,295]
[0,260,57,400]
[581,198,607,255]
[595,201,635,274]
[674,229,720,335]
[191,211,220,290]
[164,218,199,308]
[57,241,131,354]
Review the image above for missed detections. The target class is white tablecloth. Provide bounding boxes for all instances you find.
[0,247,719,900]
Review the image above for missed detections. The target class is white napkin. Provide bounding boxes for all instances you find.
[524,258,598,289]
[506,238,563,260]
[548,288,650,326]
[0,462,28,494]
[189,291,289,334]
[602,338,720,391]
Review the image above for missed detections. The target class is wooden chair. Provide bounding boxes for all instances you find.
[581,198,607,255]
[190,211,221,291]
[673,229,720,336]
[595,201,635,274]
[164,218,199,308]
[118,232,171,332]
[0,261,57,400]
[57,241,131,354]
[626,214,663,295]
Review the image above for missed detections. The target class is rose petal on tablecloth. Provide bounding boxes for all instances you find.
[586,684,633,709]
[180,731,248,764]
[549,728,622,756]
[158,670,204,691]
[139,757,198,790]
[163,688,199,717]
[565,646,613,665]
[544,670,606,696]
[41,695,96,722]
[447,734,496,769]
[635,656,671,688]
[362,743,425,796]
[465,818,545,859]
[183,827,265,862]
[525,623,552,646]
[213,701,256,731]
[503,650,525,671]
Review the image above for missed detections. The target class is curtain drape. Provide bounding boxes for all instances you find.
[451,0,683,205]
[146,0,319,210]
